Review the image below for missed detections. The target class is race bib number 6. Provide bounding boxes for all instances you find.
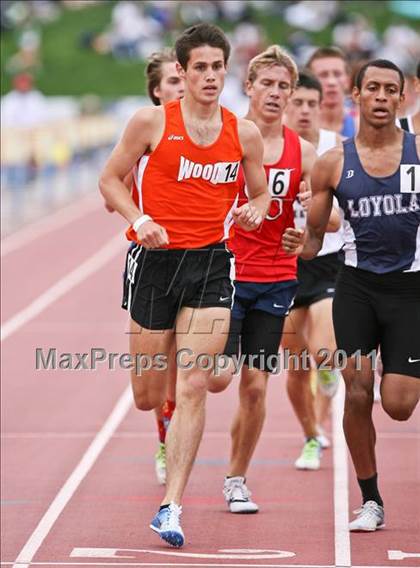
[268,168,292,197]
[400,164,420,193]
[266,168,292,221]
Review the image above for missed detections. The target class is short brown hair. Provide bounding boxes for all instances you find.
[306,46,348,71]
[145,47,177,106]
[175,23,230,70]
[247,45,298,88]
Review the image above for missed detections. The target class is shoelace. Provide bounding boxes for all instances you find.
[162,503,182,530]
[224,479,251,502]
[302,439,320,459]
[353,501,382,519]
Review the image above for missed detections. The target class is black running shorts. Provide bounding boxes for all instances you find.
[122,242,234,330]
[292,251,342,309]
[333,266,420,378]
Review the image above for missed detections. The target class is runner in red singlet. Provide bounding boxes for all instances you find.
[213,46,338,513]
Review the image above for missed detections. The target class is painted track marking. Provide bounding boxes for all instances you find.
[332,378,351,567]
[11,385,133,568]
[1,194,101,257]
[388,550,420,560]
[0,561,418,568]
[70,547,295,560]
[1,233,125,341]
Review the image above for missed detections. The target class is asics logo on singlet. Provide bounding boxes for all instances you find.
[177,155,240,185]
[346,169,354,179]
[347,194,419,218]
[168,134,184,141]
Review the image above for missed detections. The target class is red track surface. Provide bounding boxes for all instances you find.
[1,195,419,568]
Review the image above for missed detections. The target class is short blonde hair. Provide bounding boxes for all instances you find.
[247,45,298,88]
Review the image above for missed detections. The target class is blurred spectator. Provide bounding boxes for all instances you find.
[178,1,218,26]
[377,25,420,72]
[221,18,266,115]
[332,14,379,62]
[285,1,338,32]
[110,1,163,60]
[1,73,48,128]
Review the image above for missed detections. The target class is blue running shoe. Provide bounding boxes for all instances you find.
[150,502,184,547]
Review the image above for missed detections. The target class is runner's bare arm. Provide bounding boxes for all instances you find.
[104,171,133,213]
[234,119,270,230]
[298,137,316,211]
[99,107,160,222]
[300,137,340,232]
[99,107,169,247]
[283,147,343,258]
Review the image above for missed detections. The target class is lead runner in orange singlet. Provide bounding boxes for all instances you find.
[105,47,185,487]
[99,24,270,548]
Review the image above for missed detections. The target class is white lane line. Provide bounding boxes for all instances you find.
[1,194,101,257]
[332,377,351,568]
[4,564,419,568]
[11,385,133,568]
[3,564,335,568]
[1,233,125,342]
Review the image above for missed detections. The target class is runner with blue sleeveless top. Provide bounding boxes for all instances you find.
[283,59,420,532]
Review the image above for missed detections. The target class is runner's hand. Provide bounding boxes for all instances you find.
[137,221,169,249]
[105,202,115,213]
[283,227,305,256]
[298,181,312,212]
[232,203,263,231]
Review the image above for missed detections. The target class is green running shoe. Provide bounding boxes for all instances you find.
[295,438,321,470]
[317,369,339,397]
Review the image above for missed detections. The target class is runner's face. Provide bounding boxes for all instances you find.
[154,62,184,104]
[179,46,226,103]
[354,66,404,127]
[286,87,321,134]
[310,57,348,105]
[247,65,293,121]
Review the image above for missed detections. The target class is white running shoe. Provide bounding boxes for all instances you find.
[349,500,385,532]
[316,433,331,449]
[154,443,166,485]
[295,438,321,470]
[150,502,184,547]
[316,426,331,449]
[317,369,340,397]
[223,476,259,513]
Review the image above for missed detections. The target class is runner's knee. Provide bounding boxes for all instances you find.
[345,380,373,411]
[381,398,416,421]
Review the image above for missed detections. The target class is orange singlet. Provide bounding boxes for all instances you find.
[126,100,243,249]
